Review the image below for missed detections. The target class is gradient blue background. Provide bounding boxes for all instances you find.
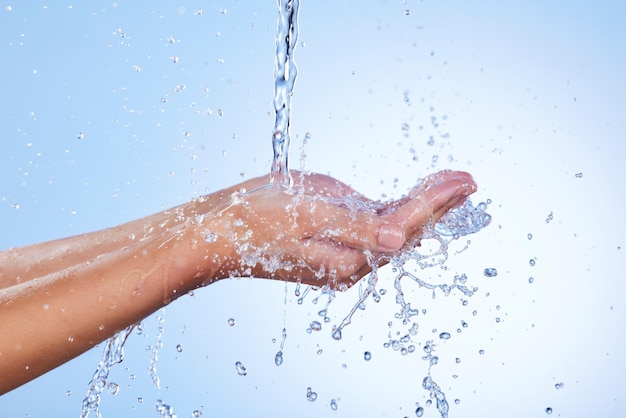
[1,1,624,417]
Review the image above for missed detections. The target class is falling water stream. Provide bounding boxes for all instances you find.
[270,0,299,187]
[79,2,491,417]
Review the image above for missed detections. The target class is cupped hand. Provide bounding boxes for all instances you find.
[202,170,476,289]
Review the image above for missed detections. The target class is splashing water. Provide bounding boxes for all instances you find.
[317,196,490,417]
[422,376,450,418]
[80,325,135,418]
[148,312,166,390]
[270,0,300,187]
[274,327,287,366]
[331,197,491,341]
[155,399,178,418]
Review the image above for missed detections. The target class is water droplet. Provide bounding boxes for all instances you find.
[107,382,119,395]
[575,172,583,178]
[11,203,19,209]
[528,277,535,284]
[202,230,217,243]
[415,406,424,417]
[309,321,322,331]
[455,357,461,363]
[479,349,485,355]
[65,390,71,396]
[483,268,498,277]
[176,344,183,353]
[306,387,318,402]
[439,332,451,340]
[555,382,564,389]
[227,318,236,326]
[545,407,553,414]
[155,399,176,417]
[275,351,284,366]
[192,410,202,417]
[405,9,411,16]
[331,327,342,340]
[137,397,144,403]
[235,361,247,376]
[364,351,372,361]
[330,399,338,411]
[401,122,410,131]
[527,233,533,240]
[170,55,179,63]
[68,336,74,343]
[77,132,84,140]
[529,258,536,267]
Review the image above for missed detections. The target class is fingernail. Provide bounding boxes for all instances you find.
[377,223,405,252]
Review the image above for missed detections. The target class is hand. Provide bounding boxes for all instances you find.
[197,170,476,289]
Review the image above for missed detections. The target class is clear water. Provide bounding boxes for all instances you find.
[270,0,300,187]
[331,197,491,342]
[79,325,135,418]
[148,312,166,390]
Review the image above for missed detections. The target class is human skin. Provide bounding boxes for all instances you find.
[0,169,476,394]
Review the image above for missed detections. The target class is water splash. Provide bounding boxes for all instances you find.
[270,0,300,186]
[155,399,178,418]
[422,376,449,418]
[148,312,166,390]
[293,196,491,418]
[274,327,287,366]
[80,325,135,418]
[330,197,491,341]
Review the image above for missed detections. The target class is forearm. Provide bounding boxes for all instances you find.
[0,200,228,394]
[0,203,190,290]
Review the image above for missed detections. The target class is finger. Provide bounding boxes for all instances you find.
[385,171,476,237]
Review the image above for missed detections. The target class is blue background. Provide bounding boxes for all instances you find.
[1,1,625,417]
